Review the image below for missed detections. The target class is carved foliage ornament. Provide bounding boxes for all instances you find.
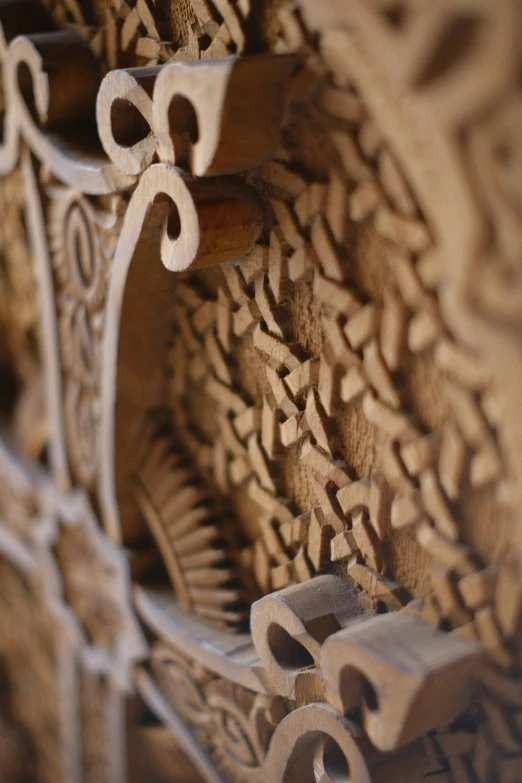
[0,1,521,782]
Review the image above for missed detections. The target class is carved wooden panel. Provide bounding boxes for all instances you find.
[0,1,521,781]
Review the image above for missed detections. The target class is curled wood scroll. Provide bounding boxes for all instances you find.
[0,1,521,782]
[97,55,296,177]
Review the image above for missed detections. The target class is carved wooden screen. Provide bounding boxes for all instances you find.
[0,1,521,781]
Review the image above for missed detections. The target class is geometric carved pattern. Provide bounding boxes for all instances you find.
[0,1,521,782]
[0,440,143,782]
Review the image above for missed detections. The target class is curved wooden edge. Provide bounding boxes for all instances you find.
[0,0,54,174]
[134,585,266,694]
[96,66,158,176]
[321,610,483,751]
[22,146,71,491]
[155,54,298,176]
[0,16,296,188]
[132,479,193,610]
[0,47,19,175]
[250,576,489,752]
[97,53,298,178]
[264,702,372,783]
[135,667,228,783]
[251,575,366,700]
[264,700,429,783]
[98,162,261,542]
[0,21,135,192]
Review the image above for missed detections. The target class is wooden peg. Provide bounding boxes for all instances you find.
[152,54,297,176]
[5,30,133,192]
[141,165,262,273]
[251,575,368,700]
[321,609,484,751]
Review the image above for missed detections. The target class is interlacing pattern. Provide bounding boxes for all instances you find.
[0,1,521,782]
[126,2,522,781]
[153,28,509,643]
[41,0,255,68]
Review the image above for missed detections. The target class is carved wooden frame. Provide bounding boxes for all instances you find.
[0,1,521,781]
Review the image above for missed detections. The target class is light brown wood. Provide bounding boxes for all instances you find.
[251,575,371,700]
[98,162,262,543]
[153,55,297,176]
[5,29,133,192]
[96,66,157,176]
[0,0,521,781]
[322,610,483,751]
[264,701,428,783]
[97,54,297,178]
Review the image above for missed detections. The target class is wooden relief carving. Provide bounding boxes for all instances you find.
[0,1,521,781]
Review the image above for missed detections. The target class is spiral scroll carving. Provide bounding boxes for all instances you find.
[0,1,521,783]
[50,188,116,488]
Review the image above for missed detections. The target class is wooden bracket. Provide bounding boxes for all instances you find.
[97,54,298,178]
[152,55,297,176]
[8,30,99,126]
[2,26,133,191]
[321,609,484,751]
[251,575,371,701]
[264,702,372,783]
[264,701,428,783]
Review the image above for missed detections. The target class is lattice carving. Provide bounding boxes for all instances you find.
[0,1,520,782]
